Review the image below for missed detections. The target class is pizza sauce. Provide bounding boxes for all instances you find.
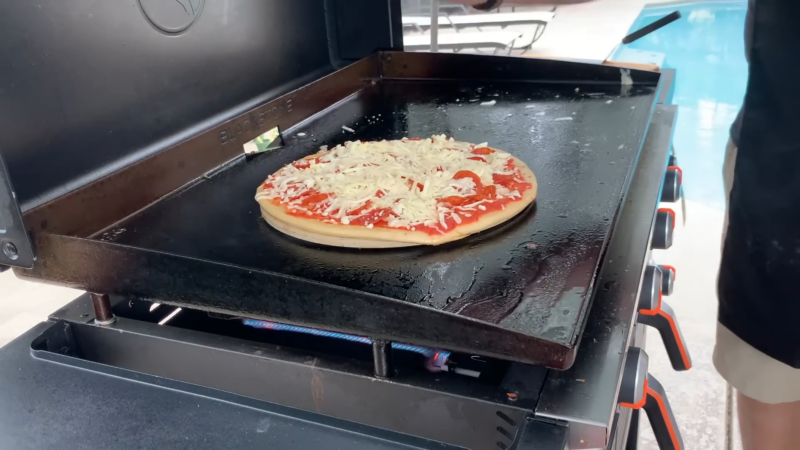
[255,135,533,235]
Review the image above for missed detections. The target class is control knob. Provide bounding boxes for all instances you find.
[658,265,676,296]
[638,265,663,313]
[651,209,675,250]
[619,348,684,450]
[637,265,692,372]
[661,166,682,203]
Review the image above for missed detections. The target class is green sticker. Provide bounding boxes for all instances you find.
[243,126,283,154]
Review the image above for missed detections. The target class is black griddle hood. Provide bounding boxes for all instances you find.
[15,52,662,369]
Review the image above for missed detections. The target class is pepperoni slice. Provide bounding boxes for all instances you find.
[493,172,531,192]
[492,173,517,185]
[292,160,310,169]
[472,147,495,155]
[453,170,483,189]
[349,201,373,216]
[300,192,329,207]
[479,185,497,199]
[468,156,487,163]
[440,196,470,206]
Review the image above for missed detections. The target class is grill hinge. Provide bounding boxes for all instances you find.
[0,153,34,270]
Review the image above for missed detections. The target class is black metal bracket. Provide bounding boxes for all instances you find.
[0,153,34,269]
[32,302,536,450]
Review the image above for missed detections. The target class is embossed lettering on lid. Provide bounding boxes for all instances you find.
[139,0,205,34]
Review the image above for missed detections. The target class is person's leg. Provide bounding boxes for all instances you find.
[716,139,800,447]
[737,392,800,450]
[714,324,800,449]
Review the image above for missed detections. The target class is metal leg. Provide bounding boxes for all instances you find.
[430,0,439,53]
[626,409,641,449]
[445,16,456,32]
[90,293,116,325]
[372,340,393,378]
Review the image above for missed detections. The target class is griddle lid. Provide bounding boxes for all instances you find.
[0,0,399,213]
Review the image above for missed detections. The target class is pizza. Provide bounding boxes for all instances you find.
[255,135,537,247]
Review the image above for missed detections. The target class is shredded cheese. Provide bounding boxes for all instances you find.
[256,135,527,233]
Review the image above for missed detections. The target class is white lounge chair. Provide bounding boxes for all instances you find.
[402,12,554,30]
[403,30,526,52]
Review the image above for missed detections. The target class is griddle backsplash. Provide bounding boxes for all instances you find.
[108,80,656,346]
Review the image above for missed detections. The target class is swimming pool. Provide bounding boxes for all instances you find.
[612,1,748,209]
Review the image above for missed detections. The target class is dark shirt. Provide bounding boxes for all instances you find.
[719,0,800,367]
[729,0,754,147]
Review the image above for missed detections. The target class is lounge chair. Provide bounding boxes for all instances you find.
[402,11,553,31]
[403,30,526,52]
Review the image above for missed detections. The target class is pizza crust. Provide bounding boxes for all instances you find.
[256,153,537,248]
[261,207,418,248]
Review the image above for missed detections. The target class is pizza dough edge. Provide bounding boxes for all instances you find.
[261,208,419,248]
[256,154,538,247]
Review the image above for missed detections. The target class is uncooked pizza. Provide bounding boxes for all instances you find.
[255,135,537,247]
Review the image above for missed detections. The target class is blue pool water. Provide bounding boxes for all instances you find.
[612,1,748,209]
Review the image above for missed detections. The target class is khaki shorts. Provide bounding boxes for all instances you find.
[712,140,800,404]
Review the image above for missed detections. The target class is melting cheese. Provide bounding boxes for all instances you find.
[256,135,523,232]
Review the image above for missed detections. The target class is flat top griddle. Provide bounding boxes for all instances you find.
[21,53,660,368]
[107,82,654,339]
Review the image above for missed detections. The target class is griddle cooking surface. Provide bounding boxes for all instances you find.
[106,80,655,347]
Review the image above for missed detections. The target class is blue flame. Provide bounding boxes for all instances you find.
[242,319,450,371]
